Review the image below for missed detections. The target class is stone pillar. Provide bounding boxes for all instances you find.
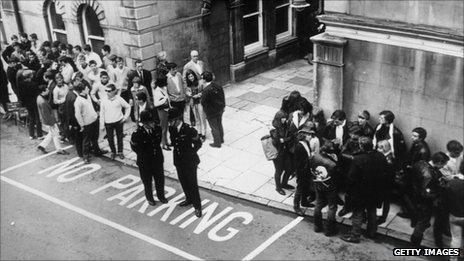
[310,33,347,114]
[120,0,161,72]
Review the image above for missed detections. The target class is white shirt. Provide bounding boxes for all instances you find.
[85,51,103,68]
[335,120,346,144]
[53,84,69,105]
[74,94,98,127]
[99,96,131,125]
[61,63,74,84]
[113,66,130,90]
[442,153,463,180]
[193,61,203,76]
[87,68,107,86]
[90,80,114,103]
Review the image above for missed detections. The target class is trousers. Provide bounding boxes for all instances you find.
[39,124,62,150]
[206,112,224,146]
[105,121,124,153]
[138,161,165,202]
[176,164,201,210]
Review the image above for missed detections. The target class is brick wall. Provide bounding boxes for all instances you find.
[342,39,464,152]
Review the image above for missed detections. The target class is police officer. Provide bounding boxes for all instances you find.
[168,107,203,217]
[130,110,168,206]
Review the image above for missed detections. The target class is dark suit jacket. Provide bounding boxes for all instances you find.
[64,90,78,128]
[169,123,201,167]
[347,150,388,208]
[201,82,225,118]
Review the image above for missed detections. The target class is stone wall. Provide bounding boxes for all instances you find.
[325,0,463,33]
[342,39,464,152]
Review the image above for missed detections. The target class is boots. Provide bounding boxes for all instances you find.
[314,217,323,233]
[325,220,338,237]
[410,233,423,248]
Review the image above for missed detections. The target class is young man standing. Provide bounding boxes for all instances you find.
[99,84,131,160]
[200,71,225,148]
[74,83,107,163]
[166,62,187,121]
[168,107,203,217]
[36,84,69,155]
[90,71,112,105]
[83,44,102,68]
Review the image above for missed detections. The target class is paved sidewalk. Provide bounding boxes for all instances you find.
[100,59,443,247]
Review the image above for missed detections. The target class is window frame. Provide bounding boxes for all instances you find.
[81,5,105,45]
[243,0,264,54]
[46,0,67,42]
[275,0,293,40]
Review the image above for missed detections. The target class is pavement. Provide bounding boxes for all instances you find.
[94,59,445,248]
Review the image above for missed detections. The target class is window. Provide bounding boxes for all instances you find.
[46,0,67,44]
[81,5,105,54]
[243,0,263,53]
[275,0,292,39]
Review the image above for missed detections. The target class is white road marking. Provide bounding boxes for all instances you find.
[0,176,203,261]
[241,216,304,261]
[0,145,73,174]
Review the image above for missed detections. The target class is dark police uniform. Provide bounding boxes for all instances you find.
[130,124,166,203]
[169,123,202,210]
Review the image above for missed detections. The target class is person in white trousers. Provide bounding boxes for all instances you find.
[36,84,69,155]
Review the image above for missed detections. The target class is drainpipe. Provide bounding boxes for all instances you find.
[12,0,23,33]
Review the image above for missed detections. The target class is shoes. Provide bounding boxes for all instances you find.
[281,184,295,190]
[209,143,221,148]
[301,202,315,208]
[294,207,305,216]
[57,150,69,155]
[30,136,36,140]
[200,135,206,141]
[110,153,116,160]
[195,208,202,218]
[377,217,387,225]
[410,219,417,228]
[275,188,286,195]
[325,229,338,237]
[84,158,91,164]
[118,153,125,159]
[148,201,156,206]
[179,200,192,207]
[338,208,350,217]
[94,150,108,157]
[397,212,410,219]
[158,198,168,204]
[37,145,47,154]
[314,226,323,233]
[37,136,45,140]
[341,235,360,244]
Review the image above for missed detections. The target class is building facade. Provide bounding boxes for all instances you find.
[311,1,463,152]
[0,0,320,86]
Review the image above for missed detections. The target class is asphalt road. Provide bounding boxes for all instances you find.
[0,120,426,260]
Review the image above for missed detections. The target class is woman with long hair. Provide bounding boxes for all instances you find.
[152,76,171,150]
[185,69,206,140]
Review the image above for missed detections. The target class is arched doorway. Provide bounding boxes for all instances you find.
[78,4,105,54]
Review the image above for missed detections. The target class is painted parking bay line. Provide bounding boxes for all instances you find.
[242,216,304,261]
[0,145,73,174]
[1,175,203,261]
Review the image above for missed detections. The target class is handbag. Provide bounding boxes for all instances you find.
[261,134,278,161]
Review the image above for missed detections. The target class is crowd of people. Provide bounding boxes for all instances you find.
[1,32,462,252]
[1,33,227,219]
[269,91,463,251]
